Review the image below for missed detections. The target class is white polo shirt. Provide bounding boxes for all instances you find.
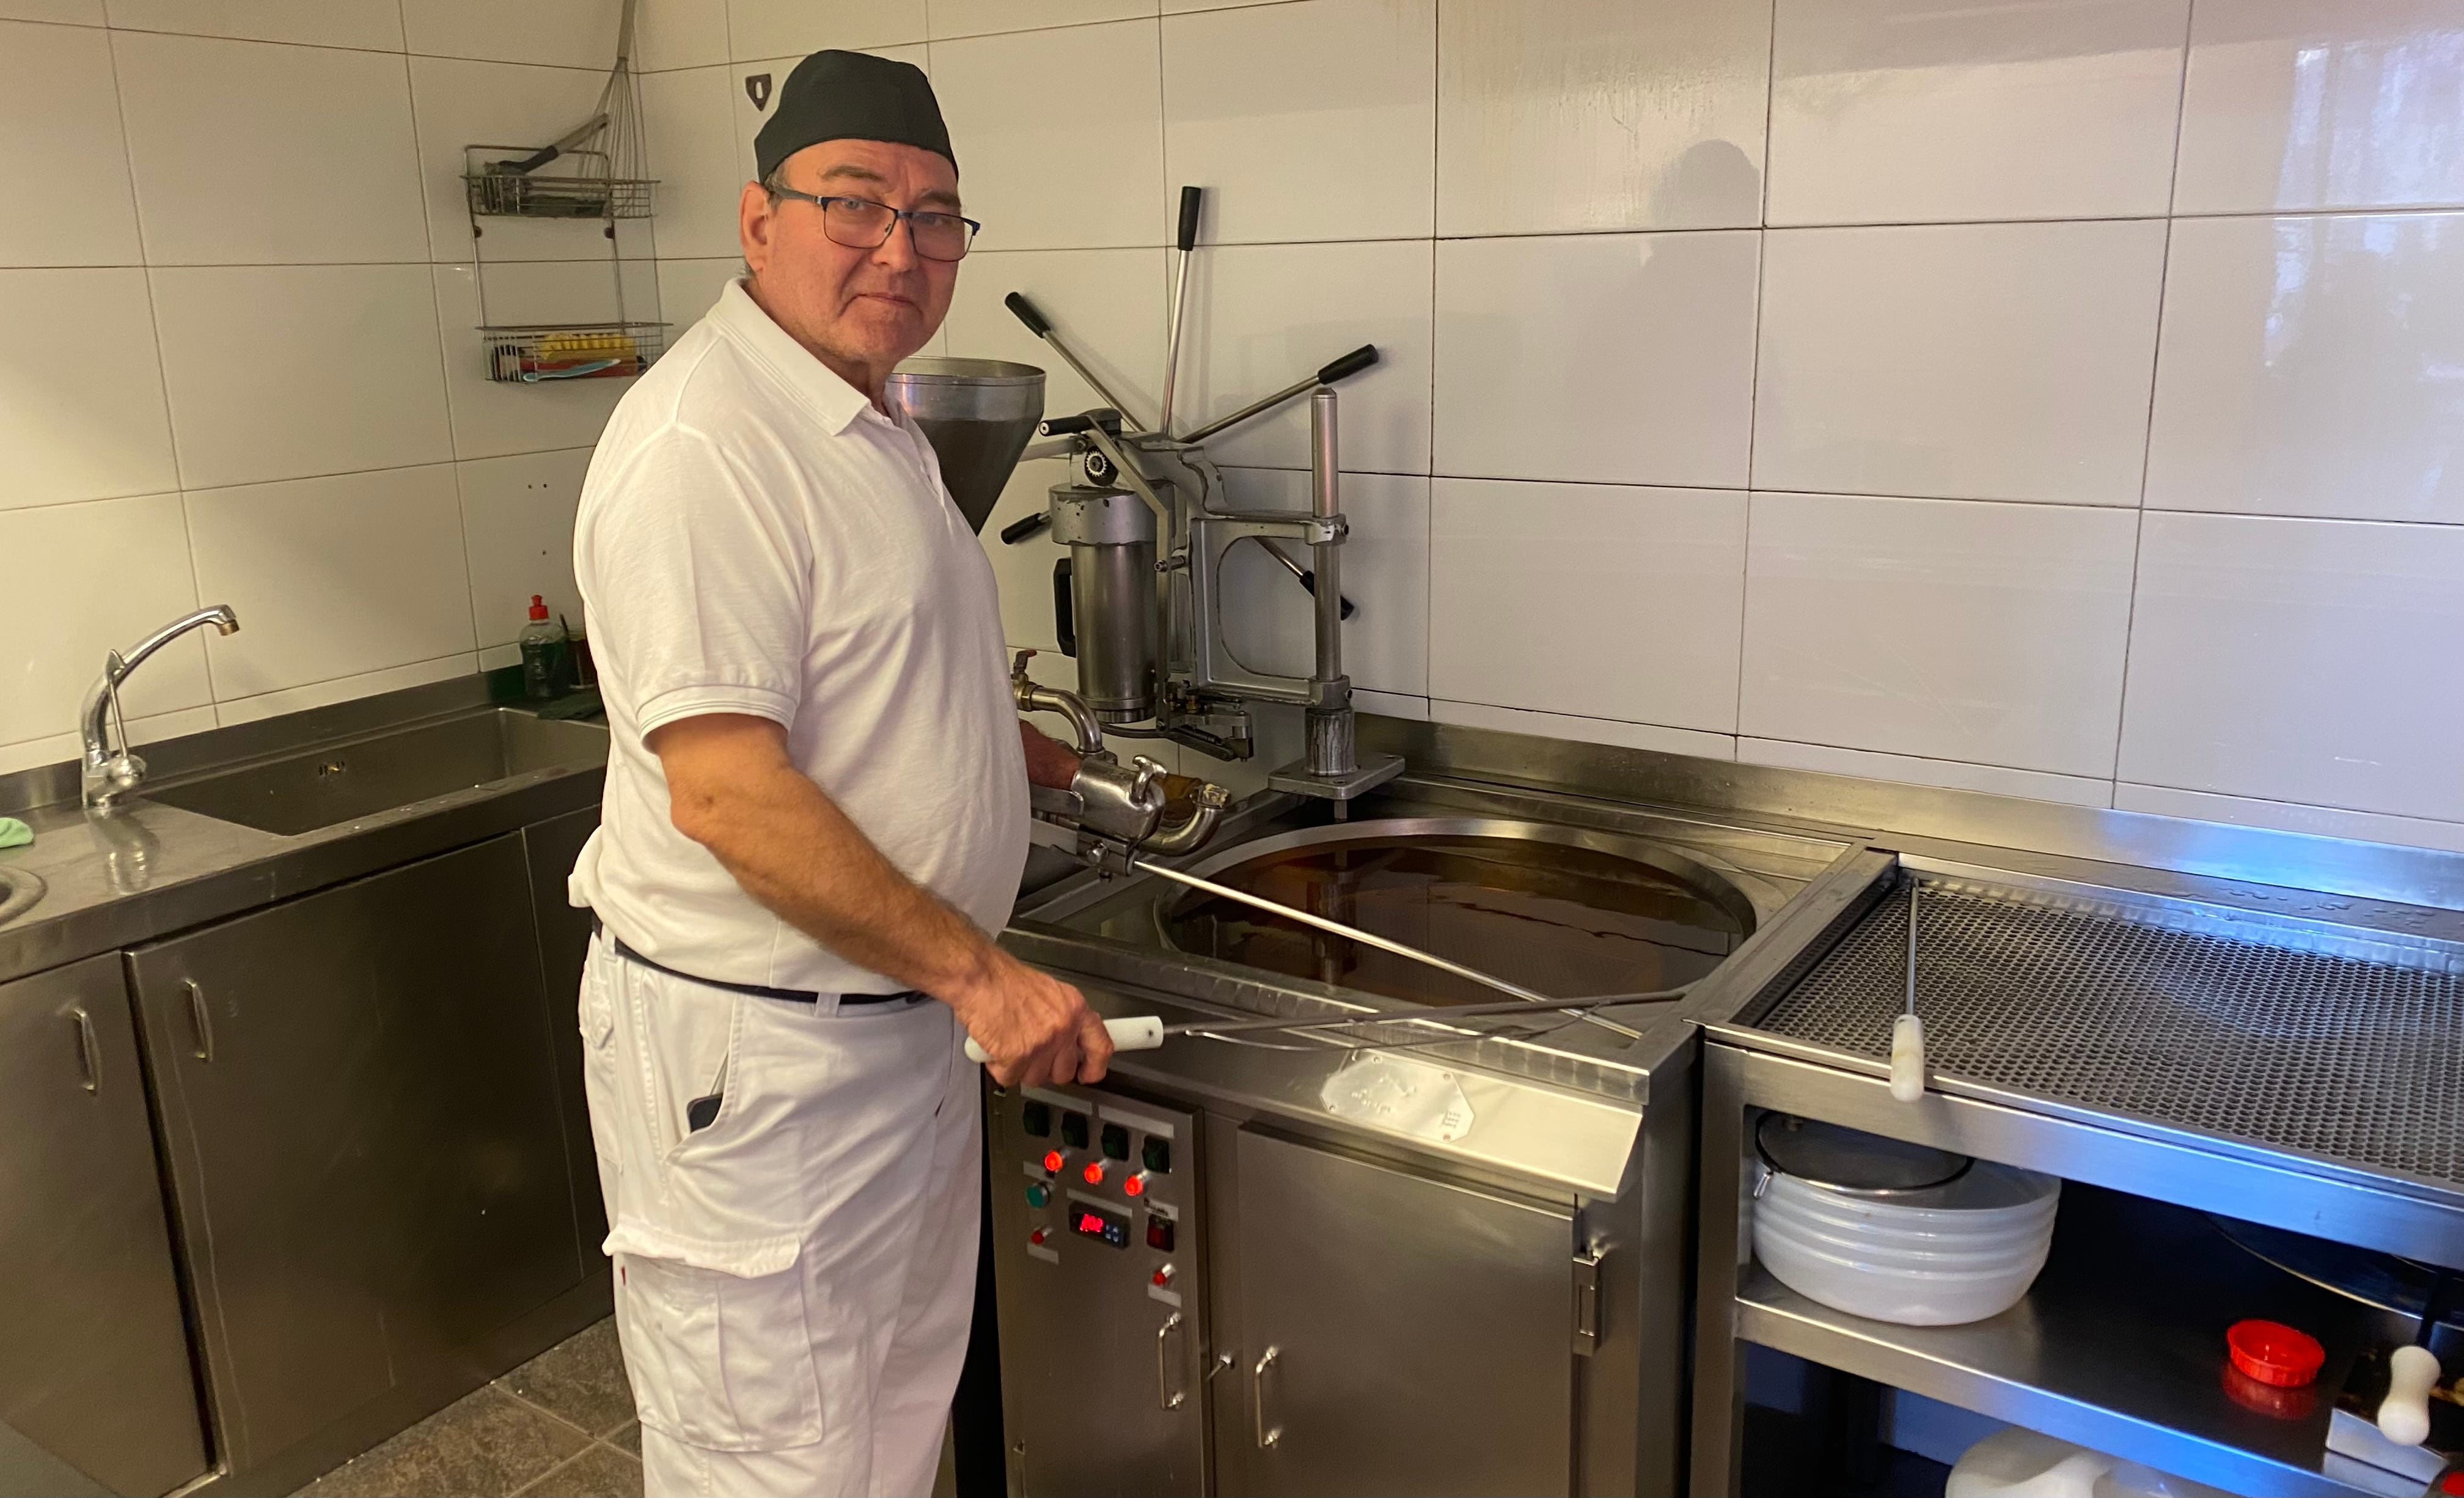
[568,278,1028,993]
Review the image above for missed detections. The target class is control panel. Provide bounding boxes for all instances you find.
[988,1082,1206,1496]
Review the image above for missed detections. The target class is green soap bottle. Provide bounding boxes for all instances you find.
[519,595,569,700]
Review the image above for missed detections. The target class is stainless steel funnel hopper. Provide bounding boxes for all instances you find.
[886,357,1045,534]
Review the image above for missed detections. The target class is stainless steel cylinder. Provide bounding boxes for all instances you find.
[1050,486,1160,722]
[1306,703,1354,777]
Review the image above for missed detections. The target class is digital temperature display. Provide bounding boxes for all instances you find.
[1071,1202,1130,1249]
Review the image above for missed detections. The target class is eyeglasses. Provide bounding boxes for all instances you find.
[768,187,980,262]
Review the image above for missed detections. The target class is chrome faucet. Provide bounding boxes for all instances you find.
[80,604,240,813]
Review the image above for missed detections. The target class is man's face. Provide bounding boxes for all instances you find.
[739,139,961,384]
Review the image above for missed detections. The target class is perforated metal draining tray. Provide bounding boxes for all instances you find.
[1751,878,2464,1188]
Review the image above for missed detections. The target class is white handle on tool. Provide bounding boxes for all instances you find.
[2378,1343,2439,1446]
[1890,1013,1926,1103]
[965,1015,1165,1066]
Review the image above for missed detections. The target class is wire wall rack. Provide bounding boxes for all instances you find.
[461,144,666,387]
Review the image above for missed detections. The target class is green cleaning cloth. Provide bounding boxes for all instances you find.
[0,818,29,850]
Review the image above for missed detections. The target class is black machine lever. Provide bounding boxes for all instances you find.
[1001,512,1051,545]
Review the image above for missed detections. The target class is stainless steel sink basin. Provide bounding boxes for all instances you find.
[0,866,43,926]
[142,709,605,836]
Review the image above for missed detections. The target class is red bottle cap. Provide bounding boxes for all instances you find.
[529,594,550,620]
[2227,1320,2323,1387]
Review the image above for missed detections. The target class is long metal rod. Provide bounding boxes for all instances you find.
[1038,326,1149,432]
[1159,987,1691,1039]
[1178,369,1321,446]
[1128,859,1663,1048]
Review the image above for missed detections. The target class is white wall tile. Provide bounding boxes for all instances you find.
[942,247,1168,427]
[732,45,926,188]
[1753,221,2168,506]
[934,21,1163,251]
[0,1,100,22]
[1739,737,2112,807]
[1436,0,1769,235]
[1741,491,2138,777]
[0,707,216,779]
[932,0,1153,39]
[1212,467,1428,697]
[654,256,742,333]
[0,493,206,745]
[1434,700,1736,760]
[113,32,427,266]
[0,268,177,508]
[1765,0,2187,226]
[727,0,923,58]
[187,466,476,699]
[2119,511,2464,822]
[1429,479,1745,732]
[1355,689,1426,720]
[213,653,479,727]
[1178,239,1433,474]
[153,264,453,488]
[1434,231,1758,488]
[644,64,751,259]
[1163,0,1434,244]
[2175,0,2464,215]
[0,21,141,266]
[460,448,588,647]
[2146,211,2464,525]
[1160,0,1278,10]
[2114,782,2464,856]
[402,0,626,68]
[105,0,402,49]
[411,57,658,262]
[431,262,642,460]
[636,0,728,70]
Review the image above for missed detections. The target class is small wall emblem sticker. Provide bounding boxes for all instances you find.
[745,73,773,111]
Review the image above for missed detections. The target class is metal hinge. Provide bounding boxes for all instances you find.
[1572,1247,1604,1356]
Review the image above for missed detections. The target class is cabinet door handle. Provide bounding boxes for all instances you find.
[68,1005,100,1093]
[1156,1311,1186,1411]
[1252,1345,1280,1448]
[183,979,213,1062]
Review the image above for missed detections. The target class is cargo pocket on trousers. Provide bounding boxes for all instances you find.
[604,1219,822,1451]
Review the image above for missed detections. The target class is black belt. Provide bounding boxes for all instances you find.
[592,918,925,1008]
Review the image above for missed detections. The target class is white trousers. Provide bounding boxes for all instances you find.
[578,935,979,1498]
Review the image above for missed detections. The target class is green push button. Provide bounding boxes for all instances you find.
[1025,1181,1050,1208]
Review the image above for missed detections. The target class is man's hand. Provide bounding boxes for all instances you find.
[944,950,1113,1088]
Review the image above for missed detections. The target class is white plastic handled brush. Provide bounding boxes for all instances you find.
[966,1016,1166,1065]
[1891,878,1927,1103]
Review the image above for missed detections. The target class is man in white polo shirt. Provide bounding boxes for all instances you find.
[567,50,1107,1497]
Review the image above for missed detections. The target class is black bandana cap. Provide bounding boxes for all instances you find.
[754,50,956,186]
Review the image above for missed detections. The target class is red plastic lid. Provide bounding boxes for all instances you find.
[529,594,550,620]
[2227,1320,2324,1387]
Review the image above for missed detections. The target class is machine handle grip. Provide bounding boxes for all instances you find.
[1890,1013,1925,1103]
[1039,410,1120,438]
[1297,570,1356,620]
[1004,291,1052,337]
[1157,1312,1187,1411]
[69,1005,100,1094]
[1252,1346,1281,1448]
[2380,1344,2438,1446]
[1052,557,1076,658]
[1316,344,1379,386]
[1175,185,1204,252]
[1001,512,1051,545]
[964,1015,1166,1065]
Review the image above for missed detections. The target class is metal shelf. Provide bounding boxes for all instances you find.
[480,323,666,384]
[1736,1186,2393,1498]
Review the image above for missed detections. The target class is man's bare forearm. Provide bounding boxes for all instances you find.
[670,744,1001,999]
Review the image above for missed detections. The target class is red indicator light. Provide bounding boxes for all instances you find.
[1042,1150,1064,1174]
[1029,1227,1049,1246]
[1152,1265,1175,1287]
[1082,1160,1106,1185]
[1123,1172,1147,1197]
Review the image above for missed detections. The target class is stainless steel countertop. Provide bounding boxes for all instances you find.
[0,678,607,985]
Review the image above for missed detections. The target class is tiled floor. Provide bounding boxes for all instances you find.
[296,1319,642,1498]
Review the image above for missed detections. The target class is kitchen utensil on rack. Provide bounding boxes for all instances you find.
[1893,876,1927,1101]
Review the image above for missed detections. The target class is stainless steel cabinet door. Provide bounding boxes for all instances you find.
[1228,1128,1575,1497]
[522,807,604,1253]
[0,954,208,1497]
[128,835,582,1478]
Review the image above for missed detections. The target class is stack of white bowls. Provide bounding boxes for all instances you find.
[1753,1160,2062,1326]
